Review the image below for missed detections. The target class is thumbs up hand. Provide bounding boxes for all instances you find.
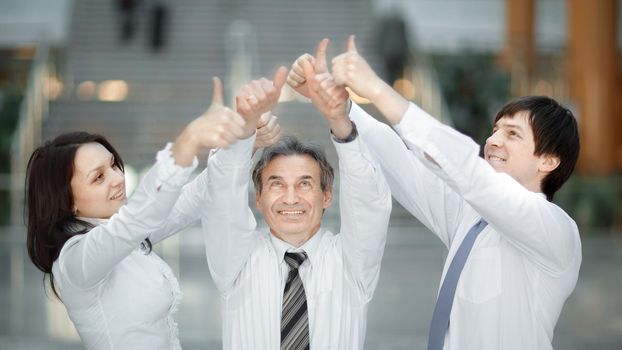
[332,35,383,100]
[287,53,314,99]
[253,112,282,150]
[172,77,246,166]
[236,67,288,138]
[286,37,331,99]
[302,39,352,139]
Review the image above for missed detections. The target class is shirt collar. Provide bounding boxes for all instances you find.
[76,216,110,226]
[270,227,325,268]
[534,192,547,199]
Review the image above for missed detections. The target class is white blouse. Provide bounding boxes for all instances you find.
[52,145,197,350]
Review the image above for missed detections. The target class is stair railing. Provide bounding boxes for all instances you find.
[10,43,52,225]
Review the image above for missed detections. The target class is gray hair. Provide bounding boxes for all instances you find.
[252,136,334,193]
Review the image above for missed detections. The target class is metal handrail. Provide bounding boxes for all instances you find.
[9,43,51,225]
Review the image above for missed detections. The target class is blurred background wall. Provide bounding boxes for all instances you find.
[1,0,620,230]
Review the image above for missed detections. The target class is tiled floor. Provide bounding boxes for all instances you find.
[1,216,621,349]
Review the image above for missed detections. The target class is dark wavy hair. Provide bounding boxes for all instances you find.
[25,132,129,299]
[494,96,580,201]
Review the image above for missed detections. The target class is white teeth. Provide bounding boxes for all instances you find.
[279,210,304,215]
[489,156,505,162]
[110,191,123,200]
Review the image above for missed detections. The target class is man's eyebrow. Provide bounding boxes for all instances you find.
[495,120,525,132]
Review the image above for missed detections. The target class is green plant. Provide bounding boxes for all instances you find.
[431,52,510,148]
[554,174,622,232]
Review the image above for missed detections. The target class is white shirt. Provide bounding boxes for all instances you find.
[349,103,581,350]
[52,145,197,350]
[201,134,392,350]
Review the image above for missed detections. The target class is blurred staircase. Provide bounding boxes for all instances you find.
[45,0,380,169]
[44,0,417,219]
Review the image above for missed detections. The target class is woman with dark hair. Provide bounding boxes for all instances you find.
[24,78,280,349]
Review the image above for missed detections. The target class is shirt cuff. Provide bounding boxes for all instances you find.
[155,143,198,188]
[332,128,372,172]
[331,121,358,143]
[393,102,441,149]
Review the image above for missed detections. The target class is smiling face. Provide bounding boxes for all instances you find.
[70,142,127,219]
[255,154,332,247]
[484,111,559,193]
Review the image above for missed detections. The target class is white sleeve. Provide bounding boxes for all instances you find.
[349,103,464,247]
[56,144,197,288]
[395,102,581,275]
[148,167,207,244]
[335,133,392,302]
[201,136,259,294]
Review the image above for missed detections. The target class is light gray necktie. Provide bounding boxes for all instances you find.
[427,219,488,350]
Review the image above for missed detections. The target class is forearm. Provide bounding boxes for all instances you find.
[149,168,208,244]
[367,80,410,126]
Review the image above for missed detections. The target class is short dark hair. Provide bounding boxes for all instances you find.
[494,96,580,201]
[25,131,124,298]
[252,136,334,193]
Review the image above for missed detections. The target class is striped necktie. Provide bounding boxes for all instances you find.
[281,252,310,350]
[427,219,488,350]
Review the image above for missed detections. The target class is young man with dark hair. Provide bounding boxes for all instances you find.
[289,37,581,350]
[492,96,580,200]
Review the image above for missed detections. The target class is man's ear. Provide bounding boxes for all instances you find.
[322,190,333,209]
[539,154,560,174]
[255,191,263,213]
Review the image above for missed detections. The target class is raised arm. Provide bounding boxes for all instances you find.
[59,77,247,288]
[150,111,283,244]
[394,104,579,274]
[289,39,463,246]
[302,40,392,300]
[333,37,579,274]
[334,135,392,301]
[347,103,464,247]
[202,68,287,294]
[202,136,258,295]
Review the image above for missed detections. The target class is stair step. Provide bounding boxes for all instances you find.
[47,0,380,170]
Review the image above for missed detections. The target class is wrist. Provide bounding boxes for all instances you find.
[241,124,257,139]
[332,121,358,143]
[330,118,354,140]
[172,133,199,167]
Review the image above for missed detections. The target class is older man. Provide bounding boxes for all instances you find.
[201,66,392,349]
